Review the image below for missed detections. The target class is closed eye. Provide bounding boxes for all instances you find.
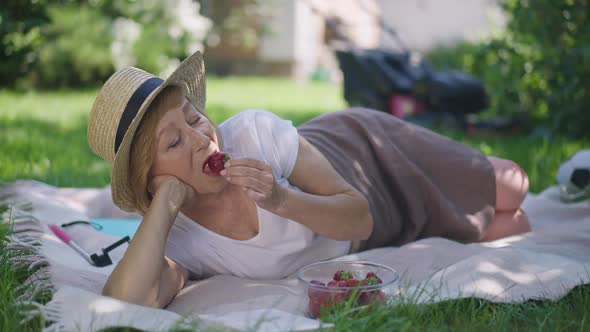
[190,117,201,126]
[169,136,181,150]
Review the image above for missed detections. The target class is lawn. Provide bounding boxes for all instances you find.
[1,78,589,331]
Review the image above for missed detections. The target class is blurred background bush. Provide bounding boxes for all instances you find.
[1,0,212,88]
[427,0,588,138]
[1,0,588,138]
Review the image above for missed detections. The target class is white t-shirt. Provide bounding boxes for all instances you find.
[165,110,352,280]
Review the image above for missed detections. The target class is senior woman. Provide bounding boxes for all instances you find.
[87,51,530,308]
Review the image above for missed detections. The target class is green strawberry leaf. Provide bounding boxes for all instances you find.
[340,271,353,281]
[365,277,379,285]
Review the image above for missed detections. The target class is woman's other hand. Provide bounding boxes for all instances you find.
[221,158,286,211]
[148,175,196,213]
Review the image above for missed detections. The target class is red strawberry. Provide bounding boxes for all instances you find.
[368,290,387,303]
[337,280,347,288]
[329,293,347,306]
[366,271,377,279]
[309,300,322,318]
[206,152,230,175]
[308,280,326,300]
[345,279,360,287]
[327,280,338,287]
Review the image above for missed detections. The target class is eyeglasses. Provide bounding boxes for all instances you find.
[50,221,130,267]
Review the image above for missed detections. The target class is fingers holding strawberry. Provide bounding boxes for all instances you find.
[221,157,286,211]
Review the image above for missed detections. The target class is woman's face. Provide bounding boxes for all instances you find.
[150,97,226,194]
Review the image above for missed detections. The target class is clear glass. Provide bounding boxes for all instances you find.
[296,261,399,318]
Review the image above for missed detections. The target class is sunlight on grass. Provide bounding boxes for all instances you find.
[437,129,589,193]
[0,78,346,187]
[1,80,590,331]
[0,77,346,126]
[2,82,588,192]
[206,77,347,124]
[317,283,590,331]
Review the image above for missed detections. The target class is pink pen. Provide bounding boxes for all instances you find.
[49,224,95,265]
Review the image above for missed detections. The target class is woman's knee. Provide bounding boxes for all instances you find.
[487,156,530,211]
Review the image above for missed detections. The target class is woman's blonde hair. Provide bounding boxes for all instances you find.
[128,85,220,215]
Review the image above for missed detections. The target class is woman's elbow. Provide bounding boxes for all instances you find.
[355,194,373,240]
[360,210,373,240]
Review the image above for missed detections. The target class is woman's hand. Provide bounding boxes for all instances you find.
[104,175,191,308]
[221,158,286,211]
[148,175,196,213]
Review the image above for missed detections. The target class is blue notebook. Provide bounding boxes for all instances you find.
[91,218,141,238]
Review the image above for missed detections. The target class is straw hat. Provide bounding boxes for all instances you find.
[88,51,206,212]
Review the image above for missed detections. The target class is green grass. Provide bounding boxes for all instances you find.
[0,207,50,332]
[0,77,346,187]
[1,78,589,331]
[321,285,590,331]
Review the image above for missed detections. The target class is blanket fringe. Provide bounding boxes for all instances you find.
[4,232,53,305]
[15,269,53,302]
[6,234,43,248]
[17,300,61,326]
[2,193,60,331]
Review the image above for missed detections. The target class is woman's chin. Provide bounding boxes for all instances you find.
[184,173,224,195]
[204,175,229,191]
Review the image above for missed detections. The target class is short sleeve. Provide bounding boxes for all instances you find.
[221,110,300,179]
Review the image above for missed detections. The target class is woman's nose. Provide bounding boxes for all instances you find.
[188,128,210,151]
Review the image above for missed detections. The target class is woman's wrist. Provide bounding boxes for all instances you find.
[153,180,185,216]
[269,185,289,215]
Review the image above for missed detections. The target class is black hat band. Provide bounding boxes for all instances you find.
[114,77,164,154]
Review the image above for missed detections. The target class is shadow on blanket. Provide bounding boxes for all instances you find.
[1,180,590,331]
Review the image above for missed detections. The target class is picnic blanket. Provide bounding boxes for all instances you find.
[2,180,590,331]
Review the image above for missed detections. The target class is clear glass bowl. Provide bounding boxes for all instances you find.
[296,261,399,318]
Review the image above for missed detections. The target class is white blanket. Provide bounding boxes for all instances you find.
[2,180,589,331]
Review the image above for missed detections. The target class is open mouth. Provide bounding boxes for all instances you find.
[202,155,212,174]
[202,156,211,171]
[202,162,213,175]
[202,152,219,176]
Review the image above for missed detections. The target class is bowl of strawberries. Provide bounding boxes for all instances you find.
[296,261,399,318]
